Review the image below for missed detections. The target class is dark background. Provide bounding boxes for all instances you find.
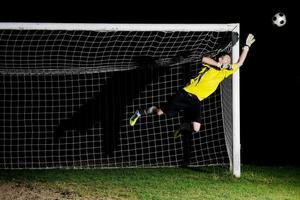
[0,2,298,166]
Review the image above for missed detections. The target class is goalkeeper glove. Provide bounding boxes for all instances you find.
[244,33,255,50]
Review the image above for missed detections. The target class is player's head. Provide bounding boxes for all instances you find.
[216,52,231,64]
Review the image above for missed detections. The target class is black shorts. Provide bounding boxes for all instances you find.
[160,89,202,123]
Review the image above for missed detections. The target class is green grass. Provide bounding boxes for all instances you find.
[0,165,299,200]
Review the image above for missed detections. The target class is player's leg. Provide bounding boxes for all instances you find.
[130,89,187,126]
[173,91,202,138]
[173,122,201,138]
[154,108,164,116]
[186,93,202,133]
[129,106,160,126]
[173,122,192,138]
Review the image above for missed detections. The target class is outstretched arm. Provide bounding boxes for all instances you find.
[235,33,255,67]
[201,56,222,68]
[202,56,233,70]
[202,33,256,69]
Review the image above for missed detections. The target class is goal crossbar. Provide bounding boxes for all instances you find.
[0,23,239,32]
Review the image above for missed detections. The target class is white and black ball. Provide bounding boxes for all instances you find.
[272,12,287,27]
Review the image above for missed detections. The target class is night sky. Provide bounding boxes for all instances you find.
[0,2,298,166]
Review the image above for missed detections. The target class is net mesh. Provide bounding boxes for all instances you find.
[0,29,236,168]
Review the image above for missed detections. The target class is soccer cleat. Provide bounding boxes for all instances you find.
[129,110,141,126]
[173,128,183,139]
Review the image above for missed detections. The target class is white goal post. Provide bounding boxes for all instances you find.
[0,23,240,177]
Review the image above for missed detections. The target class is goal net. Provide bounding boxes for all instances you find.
[0,23,240,176]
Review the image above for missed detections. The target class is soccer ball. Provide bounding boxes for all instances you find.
[272,12,287,27]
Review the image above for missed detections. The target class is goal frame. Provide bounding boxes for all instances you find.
[0,23,240,177]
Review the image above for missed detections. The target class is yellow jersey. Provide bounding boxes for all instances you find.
[183,63,238,101]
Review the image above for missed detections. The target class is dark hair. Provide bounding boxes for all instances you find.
[215,52,230,60]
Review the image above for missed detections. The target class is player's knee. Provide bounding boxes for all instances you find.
[192,122,201,132]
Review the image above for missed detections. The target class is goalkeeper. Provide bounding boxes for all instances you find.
[130,33,255,138]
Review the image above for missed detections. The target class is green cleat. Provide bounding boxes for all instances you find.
[173,128,183,139]
[129,110,141,126]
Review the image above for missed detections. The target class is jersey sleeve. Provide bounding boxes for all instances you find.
[224,64,238,78]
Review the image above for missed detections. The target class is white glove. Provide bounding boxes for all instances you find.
[245,33,255,47]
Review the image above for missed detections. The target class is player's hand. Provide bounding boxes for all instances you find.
[246,33,255,47]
